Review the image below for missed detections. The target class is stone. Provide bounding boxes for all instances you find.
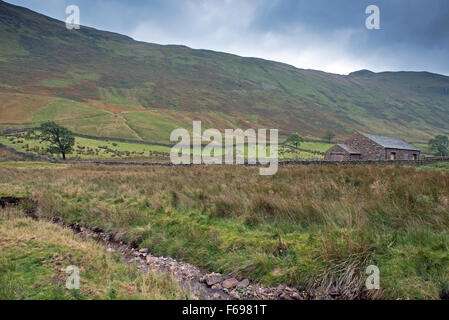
[222,278,239,289]
[139,248,150,254]
[211,284,222,290]
[52,217,61,224]
[92,226,103,233]
[230,290,240,299]
[236,279,250,288]
[280,293,293,300]
[291,292,302,300]
[205,274,222,286]
[276,284,286,291]
[113,231,127,243]
[70,222,81,232]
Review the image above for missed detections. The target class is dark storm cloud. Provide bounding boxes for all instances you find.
[5,0,449,75]
[250,0,449,54]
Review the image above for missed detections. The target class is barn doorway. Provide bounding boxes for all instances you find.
[330,153,344,161]
[390,152,396,160]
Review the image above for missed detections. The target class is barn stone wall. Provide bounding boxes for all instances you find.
[385,148,420,160]
[344,133,386,160]
[324,145,351,161]
[325,133,421,161]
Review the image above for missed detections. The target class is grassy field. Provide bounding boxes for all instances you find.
[0,132,328,161]
[1,160,448,299]
[278,146,324,160]
[416,162,449,171]
[412,142,435,157]
[0,133,172,162]
[0,208,186,300]
[299,141,334,153]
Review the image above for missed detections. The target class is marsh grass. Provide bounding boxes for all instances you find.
[1,161,449,299]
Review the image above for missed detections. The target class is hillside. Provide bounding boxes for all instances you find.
[1,0,449,143]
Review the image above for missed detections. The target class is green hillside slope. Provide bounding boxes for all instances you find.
[1,0,448,142]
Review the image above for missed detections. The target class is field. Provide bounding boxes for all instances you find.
[299,141,334,153]
[1,159,449,299]
[1,1,448,302]
[412,142,434,157]
[0,131,329,161]
[0,133,172,162]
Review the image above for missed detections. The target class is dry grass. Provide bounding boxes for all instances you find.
[0,208,186,300]
[0,93,54,123]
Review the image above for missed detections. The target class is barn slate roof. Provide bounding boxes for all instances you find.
[337,144,360,154]
[361,133,419,151]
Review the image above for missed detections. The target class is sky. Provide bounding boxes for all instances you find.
[5,0,449,75]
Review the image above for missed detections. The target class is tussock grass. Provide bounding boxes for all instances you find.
[1,163,449,299]
[0,208,186,300]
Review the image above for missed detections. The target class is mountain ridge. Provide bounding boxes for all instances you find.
[1,0,449,143]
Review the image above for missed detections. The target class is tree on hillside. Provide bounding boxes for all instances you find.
[323,130,335,143]
[37,122,75,160]
[285,133,304,148]
[428,135,449,156]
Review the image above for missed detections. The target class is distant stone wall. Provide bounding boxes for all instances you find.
[71,132,175,147]
[0,142,58,162]
[0,128,177,147]
[0,127,38,135]
[278,157,449,167]
[57,157,449,167]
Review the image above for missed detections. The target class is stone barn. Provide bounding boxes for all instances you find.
[324,133,420,161]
